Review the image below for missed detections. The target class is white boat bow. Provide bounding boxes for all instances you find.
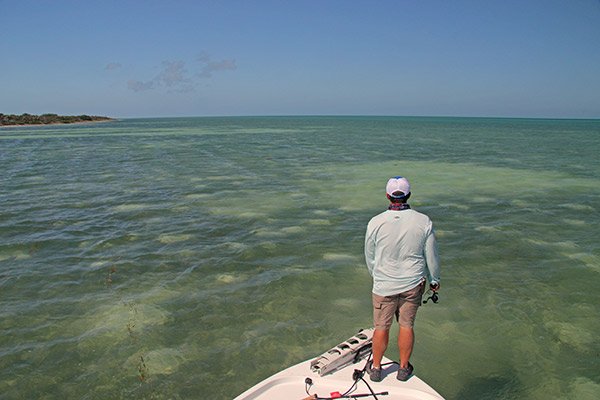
[234,329,445,400]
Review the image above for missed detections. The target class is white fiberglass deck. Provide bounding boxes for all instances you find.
[234,355,445,400]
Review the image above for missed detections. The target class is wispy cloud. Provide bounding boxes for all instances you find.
[125,53,236,93]
[127,79,154,92]
[197,52,237,78]
[105,62,122,70]
[156,60,189,87]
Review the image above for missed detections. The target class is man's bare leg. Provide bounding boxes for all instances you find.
[371,329,389,369]
[398,326,414,368]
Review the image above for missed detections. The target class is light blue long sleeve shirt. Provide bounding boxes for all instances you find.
[365,208,440,296]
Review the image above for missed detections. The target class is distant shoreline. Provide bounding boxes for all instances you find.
[0,113,114,128]
[0,119,115,128]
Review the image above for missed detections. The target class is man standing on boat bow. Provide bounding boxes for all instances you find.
[364,176,441,382]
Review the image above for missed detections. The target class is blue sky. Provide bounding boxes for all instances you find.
[1,0,599,118]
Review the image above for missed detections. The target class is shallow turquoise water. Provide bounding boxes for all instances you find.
[1,116,599,399]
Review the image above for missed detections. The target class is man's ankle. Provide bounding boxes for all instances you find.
[370,361,381,370]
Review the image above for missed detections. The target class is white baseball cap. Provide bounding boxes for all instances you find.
[386,176,411,198]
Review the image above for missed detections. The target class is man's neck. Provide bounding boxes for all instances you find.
[388,203,411,211]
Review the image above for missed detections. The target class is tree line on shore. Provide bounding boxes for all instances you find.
[0,113,113,126]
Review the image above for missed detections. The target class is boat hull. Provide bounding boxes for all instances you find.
[234,355,444,399]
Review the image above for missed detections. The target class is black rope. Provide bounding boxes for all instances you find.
[305,351,390,400]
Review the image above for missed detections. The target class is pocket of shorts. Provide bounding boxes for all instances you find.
[372,293,391,308]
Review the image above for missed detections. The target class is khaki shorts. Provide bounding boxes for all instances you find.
[372,282,425,329]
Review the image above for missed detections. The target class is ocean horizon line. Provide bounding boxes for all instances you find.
[112,114,600,122]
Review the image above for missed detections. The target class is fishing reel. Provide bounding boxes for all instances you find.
[423,291,439,304]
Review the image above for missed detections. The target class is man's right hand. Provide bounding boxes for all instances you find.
[430,282,440,291]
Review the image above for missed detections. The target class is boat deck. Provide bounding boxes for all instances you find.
[234,356,445,400]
